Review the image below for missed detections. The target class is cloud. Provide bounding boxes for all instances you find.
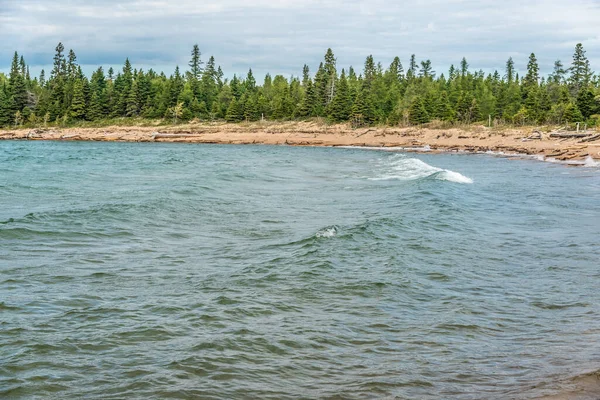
[1,0,599,80]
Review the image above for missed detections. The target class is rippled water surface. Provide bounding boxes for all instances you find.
[1,141,600,399]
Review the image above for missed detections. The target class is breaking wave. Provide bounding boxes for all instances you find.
[370,155,473,184]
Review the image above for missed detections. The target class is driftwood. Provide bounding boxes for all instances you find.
[522,131,542,141]
[152,133,203,140]
[549,132,592,138]
[580,134,600,143]
[355,128,375,138]
[547,150,569,157]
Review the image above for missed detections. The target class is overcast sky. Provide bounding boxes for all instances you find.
[1,0,599,80]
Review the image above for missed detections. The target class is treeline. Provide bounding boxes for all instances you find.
[1,43,599,128]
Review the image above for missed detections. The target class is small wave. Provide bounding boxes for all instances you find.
[370,156,473,184]
[315,225,338,238]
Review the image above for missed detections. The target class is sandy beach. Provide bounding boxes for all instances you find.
[1,121,599,163]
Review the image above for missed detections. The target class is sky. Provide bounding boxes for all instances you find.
[1,0,600,80]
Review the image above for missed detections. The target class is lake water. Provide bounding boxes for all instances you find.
[1,141,599,399]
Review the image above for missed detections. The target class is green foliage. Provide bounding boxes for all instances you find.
[69,79,87,120]
[225,97,243,122]
[1,43,599,129]
[328,69,351,122]
[408,97,430,125]
[563,102,584,123]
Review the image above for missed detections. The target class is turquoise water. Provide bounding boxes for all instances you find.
[1,141,599,399]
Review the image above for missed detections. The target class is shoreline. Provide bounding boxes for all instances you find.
[1,121,599,165]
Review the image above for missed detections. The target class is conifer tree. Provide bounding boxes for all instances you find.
[69,79,86,120]
[563,102,584,123]
[243,94,259,121]
[126,80,140,117]
[505,57,515,83]
[436,91,454,121]
[409,97,430,124]
[329,69,351,122]
[245,69,256,93]
[225,97,242,122]
[298,80,315,117]
[201,56,218,108]
[569,43,592,95]
[407,54,417,80]
[576,89,595,119]
[0,87,12,126]
[188,44,204,81]
[9,52,28,113]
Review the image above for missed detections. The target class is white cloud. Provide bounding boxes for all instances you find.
[1,0,599,79]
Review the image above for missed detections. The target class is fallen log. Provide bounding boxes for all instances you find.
[152,133,204,139]
[580,134,600,143]
[549,132,592,138]
[355,128,375,138]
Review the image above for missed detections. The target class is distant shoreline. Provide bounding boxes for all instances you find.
[1,121,599,164]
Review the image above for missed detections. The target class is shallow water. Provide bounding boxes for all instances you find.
[1,141,599,399]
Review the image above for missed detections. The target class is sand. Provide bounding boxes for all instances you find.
[1,121,599,162]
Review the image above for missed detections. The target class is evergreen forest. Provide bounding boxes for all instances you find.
[1,43,598,128]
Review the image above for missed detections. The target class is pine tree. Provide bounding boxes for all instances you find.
[436,91,454,121]
[225,97,242,122]
[201,56,218,108]
[549,60,566,84]
[243,94,259,121]
[188,44,204,81]
[407,54,417,80]
[409,97,430,124]
[524,53,540,89]
[419,60,434,78]
[505,57,515,83]
[460,57,469,78]
[298,80,315,117]
[563,102,584,123]
[329,69,351,122]
[245,69,256,93]
[88,90,104,120]
[9,52,28,113]
[69,79,86,120]
[0,87,12,126]
[576,89,595,120]
[302,64,310,87]
[569,43,592,95]
[126,80,140,117]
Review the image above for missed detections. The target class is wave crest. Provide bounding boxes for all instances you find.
[370,156,473,184]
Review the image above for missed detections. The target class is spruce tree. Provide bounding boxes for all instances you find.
[69,79,86,120]
[329,69,351,122]
[563,102,584,123]
[9,52,28,113]
[201,56,218,108]
[188,44,204,81]
[576,89,595,119]
[88,90,104,120]
[225,97,242,122]
[569,43,592,95]
[436,91,454,121]
[126,80,140,117]
[0,87,12,126]
[409,97,430,125]
[243,94,259,121]
[298,80,315,117]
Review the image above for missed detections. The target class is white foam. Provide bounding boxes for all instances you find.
[370,155,473,184]
[439,170,474,184]
[315,226,338,238]
[583,156,600,167]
